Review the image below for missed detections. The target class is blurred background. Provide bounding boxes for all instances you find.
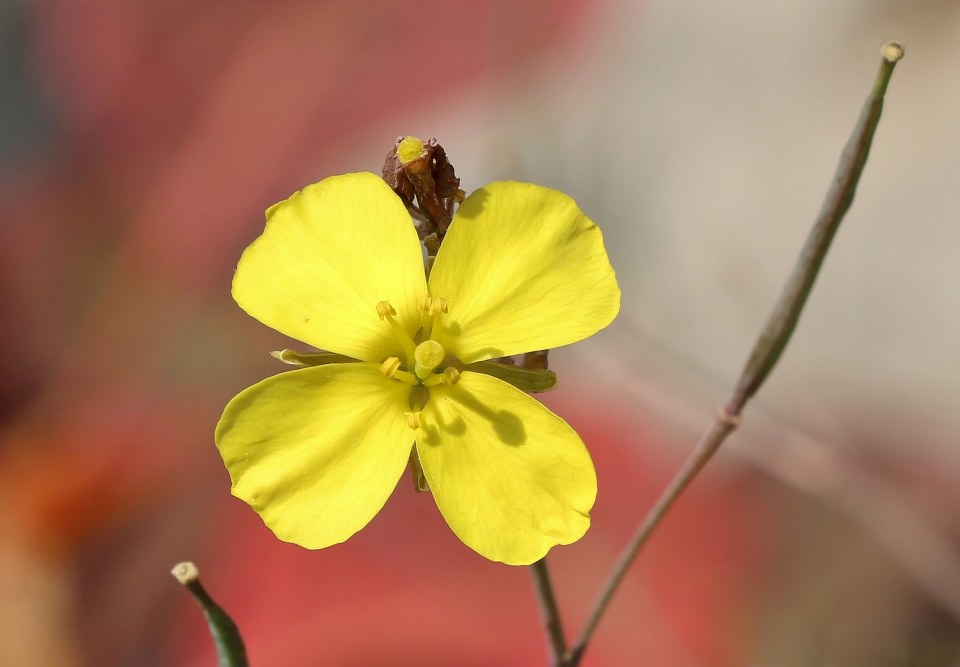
[2,0,959,665]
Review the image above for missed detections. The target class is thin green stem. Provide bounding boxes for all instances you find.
[566,41,904,667]
[530,558,567,666]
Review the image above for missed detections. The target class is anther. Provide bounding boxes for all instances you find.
[423,295,449,341]
[405,411,422,430]
[376,301,396,320]
[429,297,448,315]
[440,367,461,386]
[379,357,401,378]
[417,295,447,316]
[423,367,461,388]
[379,356,418,386]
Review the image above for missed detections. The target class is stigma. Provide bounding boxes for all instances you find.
[414,340,445,379]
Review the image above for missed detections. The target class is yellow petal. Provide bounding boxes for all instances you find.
[428,181,620,363]
[233,172,427,362]
[416,371,596,565]
[215,363,413,549]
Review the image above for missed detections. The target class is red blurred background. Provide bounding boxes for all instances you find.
[3,1,959,666]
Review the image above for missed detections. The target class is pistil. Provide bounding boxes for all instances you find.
[413,340,445,380]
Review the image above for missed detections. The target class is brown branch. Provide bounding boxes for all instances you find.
[530,557,567,666]
[565,41,905,667]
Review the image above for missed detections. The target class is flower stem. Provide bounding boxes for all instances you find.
[529,557,567,666]
[565,41,905,667]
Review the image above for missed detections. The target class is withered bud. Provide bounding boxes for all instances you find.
[382,136,464,243]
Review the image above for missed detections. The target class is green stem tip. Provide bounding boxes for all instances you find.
[882,41,904,63]
[171,562,249,667]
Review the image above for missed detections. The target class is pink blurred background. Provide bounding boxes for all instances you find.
[3,1,960,665]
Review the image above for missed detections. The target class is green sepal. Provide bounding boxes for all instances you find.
[271,349,355,366]
[465,360,557,393]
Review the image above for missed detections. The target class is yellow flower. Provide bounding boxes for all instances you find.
[216,172,620,565]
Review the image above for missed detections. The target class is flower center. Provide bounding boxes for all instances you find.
[376,299,462,428]
[377,296,460,388]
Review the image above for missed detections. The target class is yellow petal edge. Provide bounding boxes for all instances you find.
[232,172,427,362]
[429,181,620,363]
[416,371,597,565]
[216,363,414,549]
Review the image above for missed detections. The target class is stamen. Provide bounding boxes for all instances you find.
[375,300,416,364]
[375,301,396,319]
[414,340,446,379]
[379,356,418,386]
[405,411,422,430]
[425,296,448,341]
[423,367,461,387]
[429,297,448,316]
[379,357,401,377]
